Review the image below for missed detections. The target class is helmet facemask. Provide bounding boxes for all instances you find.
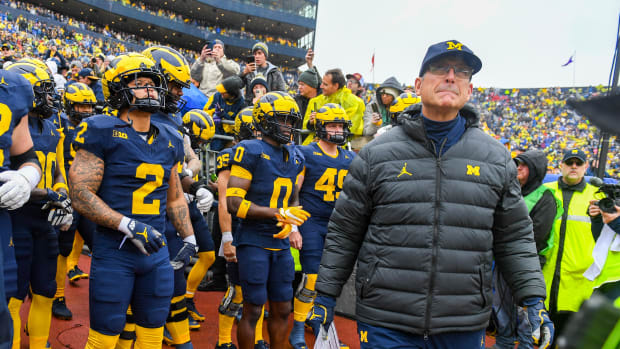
[316,120,352,146]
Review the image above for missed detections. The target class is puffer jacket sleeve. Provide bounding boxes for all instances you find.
[316,148,372,297]
[492,158,547,304]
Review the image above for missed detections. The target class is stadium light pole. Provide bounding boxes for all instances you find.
[597,13,620,179]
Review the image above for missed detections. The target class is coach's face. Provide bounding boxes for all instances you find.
[415,56,473,115]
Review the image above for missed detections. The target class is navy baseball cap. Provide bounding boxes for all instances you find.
[78,68,99,80]
[419,40,482,77]
[562,149,587,163]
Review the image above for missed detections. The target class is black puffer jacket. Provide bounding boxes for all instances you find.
[316,103,546,335]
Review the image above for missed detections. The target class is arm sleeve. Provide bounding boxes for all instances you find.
[530,190,557,254]
[190,60,204,83]
[591,214,604,240]
[270,70,287,92]
[217,58,240,78]
[493,159,547,304]
[316,148,372,298]
[363,102,380,136]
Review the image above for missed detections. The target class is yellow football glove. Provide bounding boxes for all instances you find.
[273,221,293,239]
[275,206,311,226]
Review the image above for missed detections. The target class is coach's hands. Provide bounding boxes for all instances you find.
[307,295,336,338]
[524,298,554,349]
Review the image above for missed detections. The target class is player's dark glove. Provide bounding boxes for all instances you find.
[170,241,197,270]
[43,189,73,214]
[307,294,336,338]
[524,297,554,349]
[120,218,165,255]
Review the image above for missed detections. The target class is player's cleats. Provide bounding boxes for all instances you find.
[186,297,205,321]
[288,321,307,349]
[188,317,201,330]
[67,265,88,282]
[52,297,72,320]
[215,342,237,349]
[254,340,269,349]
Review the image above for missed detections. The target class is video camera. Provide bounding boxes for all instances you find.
[589,177,620,213]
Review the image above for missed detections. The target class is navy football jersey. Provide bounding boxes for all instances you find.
[297,142,355,219]
[151,111,182,130]
[231,139,304,249]
[29,116,62,192]
[0,70,34,172]
[59,113,78,173]
[215,147,233,176]
[72,115,185,233]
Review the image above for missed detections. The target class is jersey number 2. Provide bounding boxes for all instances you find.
[132,163,164,215]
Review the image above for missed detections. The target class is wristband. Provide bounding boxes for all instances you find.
[18,165,41,190]
[52,182,68,192]
[236,199,251,219]
[292,225,299,233]
[118,216,132,237]
[226,187,247,198]
[183,234,196,245]
[221,231,233,244]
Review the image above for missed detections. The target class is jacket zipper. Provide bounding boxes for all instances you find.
[424,138,446,337]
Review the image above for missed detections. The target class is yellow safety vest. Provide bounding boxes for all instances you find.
[592,228,620,289]
[542,180,597,312]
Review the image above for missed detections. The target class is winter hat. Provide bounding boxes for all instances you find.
[250,74,268,91]
[252,42,268,57]
[298,68,320,89]
[216,75,244,98]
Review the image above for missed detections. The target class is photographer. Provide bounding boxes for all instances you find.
[190,39,240,98]
[587,194,620,301]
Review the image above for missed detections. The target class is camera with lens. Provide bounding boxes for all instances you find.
[589,177,620,214]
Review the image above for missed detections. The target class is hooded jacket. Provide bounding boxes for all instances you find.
[515,149,561,267]
[316,103,546,336]
[363,76,403,137]
[240,61,286,101]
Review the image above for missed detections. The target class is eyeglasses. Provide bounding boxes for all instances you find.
[427,64,473,79]
[564,159,584,166]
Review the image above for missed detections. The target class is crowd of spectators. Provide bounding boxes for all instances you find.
[111,0,303,49]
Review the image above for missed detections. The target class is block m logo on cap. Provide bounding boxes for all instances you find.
[446,41,463,50]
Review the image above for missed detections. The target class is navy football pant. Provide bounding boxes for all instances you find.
[11,205,58,299]
[164,219,188,298]
[89,229,173,335]
[188,200,214,253]
[357,321,485,349]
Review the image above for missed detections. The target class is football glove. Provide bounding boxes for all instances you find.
[47,207,73,227]
[275,206,310,226]
[273,222,293,239]
[43,188,73,214]
[0,170,32,210]
[307,295,336,338]
[524,298,554,349]
[170,241,197,270]
[195,187,213,213]
[123,219,165,255]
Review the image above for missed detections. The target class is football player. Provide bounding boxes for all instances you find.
[142,46,215,338]
[6,59,72,349]
[69,53,193,348]
[52,82,97,321]
[0,68,42,349]
[215,107,268,349]
[227,92,309,349]
[289,103,355,349]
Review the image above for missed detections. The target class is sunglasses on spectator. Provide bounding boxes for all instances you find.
[1,47,8,51]
[564,159,584,166]
[427,64,473,79]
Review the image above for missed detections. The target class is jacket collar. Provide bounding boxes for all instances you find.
[399,103,480,143]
